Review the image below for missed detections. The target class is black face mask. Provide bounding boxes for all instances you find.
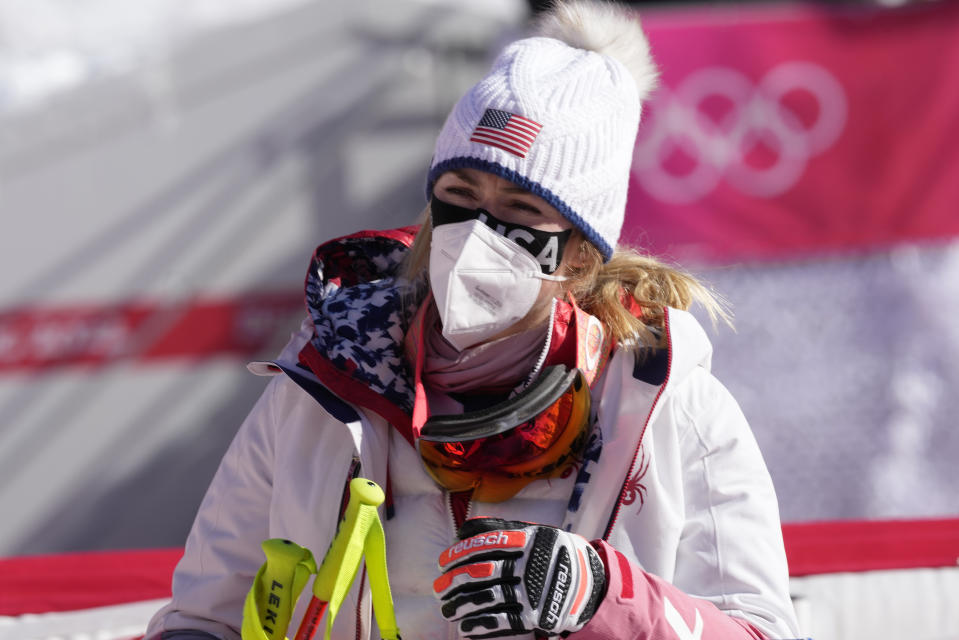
[430,196,572,274]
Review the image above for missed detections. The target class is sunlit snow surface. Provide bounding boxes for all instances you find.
[0,0,314,113]
[0,0,525,114]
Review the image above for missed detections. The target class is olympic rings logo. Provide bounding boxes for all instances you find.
[632,61,847,203]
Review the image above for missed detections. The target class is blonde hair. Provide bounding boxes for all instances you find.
[400,207,731,350]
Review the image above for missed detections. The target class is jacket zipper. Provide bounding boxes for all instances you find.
[524,298,558,388]
[446,490,473,533]
[446,491,472,640]
[354,566,367,640]
[603,309,673,540]
[447,492,456,535]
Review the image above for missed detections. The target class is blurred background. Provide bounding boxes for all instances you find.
[1,0,957,638]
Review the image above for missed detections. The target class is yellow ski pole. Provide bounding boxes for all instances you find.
[241,478,400,640]
[241,539,317,640]
[295,478,400,640]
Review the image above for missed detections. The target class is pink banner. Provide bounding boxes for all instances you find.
[627,2,959,263]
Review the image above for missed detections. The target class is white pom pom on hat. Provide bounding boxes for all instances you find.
[426,0,659,260]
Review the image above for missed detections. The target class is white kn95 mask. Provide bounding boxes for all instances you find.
[429,218,567,352]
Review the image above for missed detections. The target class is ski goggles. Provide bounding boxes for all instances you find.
[417,365,592,503]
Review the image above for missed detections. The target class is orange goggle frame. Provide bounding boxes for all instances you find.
[417,365,592,503]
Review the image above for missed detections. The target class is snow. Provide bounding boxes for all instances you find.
[0,0,525,115]
[0,0,314,113]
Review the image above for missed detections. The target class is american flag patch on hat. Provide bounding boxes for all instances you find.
[470,108,542,158]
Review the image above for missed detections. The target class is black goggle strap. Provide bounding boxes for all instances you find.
[430,196,571,274]
[419,365,582,443]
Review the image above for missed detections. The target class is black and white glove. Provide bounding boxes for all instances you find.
[433,517,607,638]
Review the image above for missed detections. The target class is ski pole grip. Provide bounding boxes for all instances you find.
[242,539,316,640]
[348,478,385,508]
[313,479,384,601]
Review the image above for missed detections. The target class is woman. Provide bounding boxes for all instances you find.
[147,2,800,639]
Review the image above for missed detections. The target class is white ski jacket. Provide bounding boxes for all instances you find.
[146,229,799,640]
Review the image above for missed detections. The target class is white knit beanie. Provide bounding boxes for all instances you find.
[426,1,658,260]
